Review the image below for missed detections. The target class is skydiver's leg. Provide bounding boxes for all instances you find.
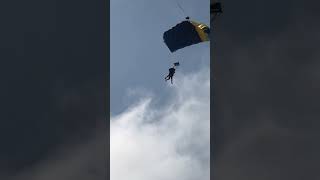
[171,77,173,84]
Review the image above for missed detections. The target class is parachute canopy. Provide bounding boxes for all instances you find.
[163,20,210,52]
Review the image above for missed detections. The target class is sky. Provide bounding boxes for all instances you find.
[110,0,210,179]
[0,68,210,180]
[0,67,209,180]
[1,0,320,180]
[111,69,210,180]
[0,0,210,179]
[111,0,210,115]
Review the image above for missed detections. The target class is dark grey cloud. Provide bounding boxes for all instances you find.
[0,0,107,179]
[212,0,320,179]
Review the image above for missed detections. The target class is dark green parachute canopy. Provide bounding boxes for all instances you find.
[163,20,210,53]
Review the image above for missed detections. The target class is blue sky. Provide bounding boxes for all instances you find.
[110,1,210,179]
[111,0,210,115]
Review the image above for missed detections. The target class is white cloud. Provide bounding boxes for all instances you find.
[6,67,210,180]
[111,67,210,180]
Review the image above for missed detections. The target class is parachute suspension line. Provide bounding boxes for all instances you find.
[175,0,187,18]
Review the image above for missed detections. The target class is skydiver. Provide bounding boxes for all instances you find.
[165,66,176,84]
